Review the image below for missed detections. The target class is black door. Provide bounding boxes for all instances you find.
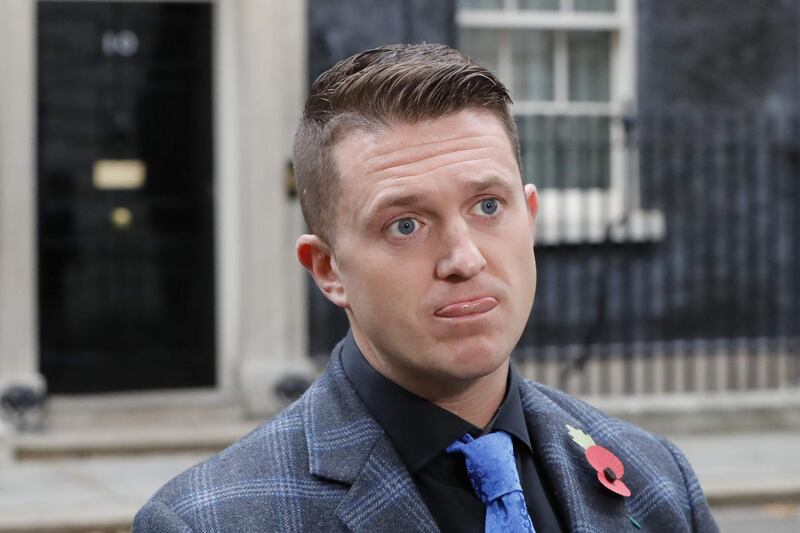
[37,2,215,393]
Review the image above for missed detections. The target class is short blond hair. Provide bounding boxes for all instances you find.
[293,43,520,246]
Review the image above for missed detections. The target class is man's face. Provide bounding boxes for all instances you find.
[301,108,538,392]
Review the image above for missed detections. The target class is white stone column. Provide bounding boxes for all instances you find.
[233,0,311,417]
[0,0,44,395]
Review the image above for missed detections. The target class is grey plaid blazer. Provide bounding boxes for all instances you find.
[134,339,719,532]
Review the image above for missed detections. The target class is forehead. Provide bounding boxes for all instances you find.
[338,109,514,167]
[332,109,519,212]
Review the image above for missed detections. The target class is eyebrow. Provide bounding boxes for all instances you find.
[372,193,424,212]
[466,175,515,194]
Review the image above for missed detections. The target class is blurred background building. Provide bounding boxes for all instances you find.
[0,0,799,530]
[311,0,800,399]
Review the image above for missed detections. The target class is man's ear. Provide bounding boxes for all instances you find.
[296,234,348,308]
[524,183,539,229]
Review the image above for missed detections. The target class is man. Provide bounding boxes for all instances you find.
[134,44,719,532]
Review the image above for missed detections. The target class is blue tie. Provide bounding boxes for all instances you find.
[447,431,537,533]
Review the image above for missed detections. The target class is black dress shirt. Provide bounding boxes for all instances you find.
[340,332,565,533]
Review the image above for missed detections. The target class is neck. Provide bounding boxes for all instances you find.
[351,328,509,429]
[428,362,509,428]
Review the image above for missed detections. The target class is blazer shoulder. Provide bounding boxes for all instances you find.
[134,396,343,531]
[521,378,683,463]
[521,378,659,440]
[520,379,719,532]
[158,399,309,498]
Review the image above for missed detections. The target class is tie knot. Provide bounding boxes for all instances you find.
[447,431,522,504]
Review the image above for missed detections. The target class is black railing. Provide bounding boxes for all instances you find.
[514,111,800,395]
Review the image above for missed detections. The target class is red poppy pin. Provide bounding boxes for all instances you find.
[566,424,631,497]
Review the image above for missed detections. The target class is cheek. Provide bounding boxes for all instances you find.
[345,256,428,312]
[490,229,536,301]
[490,223,534,266]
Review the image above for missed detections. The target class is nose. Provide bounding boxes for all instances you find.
[435,222,487,280]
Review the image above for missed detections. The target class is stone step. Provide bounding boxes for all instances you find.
[8,389,264,460]
[0,453,208,533]
[14,421,260,460]
[588,388,800,435]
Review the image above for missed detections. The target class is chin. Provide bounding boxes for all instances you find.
[440,337,509,380]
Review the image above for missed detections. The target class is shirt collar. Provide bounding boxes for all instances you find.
[489,369,532,451]
[340,330,532,474]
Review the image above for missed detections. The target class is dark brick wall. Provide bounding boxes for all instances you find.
[637,0,800,114]
[520,0,800,354]
[308,0,457,84]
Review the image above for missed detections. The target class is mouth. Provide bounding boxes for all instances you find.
[434,296,498,319]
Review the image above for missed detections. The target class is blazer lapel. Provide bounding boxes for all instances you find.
[520,383,634,533]
[334,435,440,533]
[302,344,439,533]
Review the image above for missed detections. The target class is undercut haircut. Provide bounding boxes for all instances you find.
[293,43,520,247]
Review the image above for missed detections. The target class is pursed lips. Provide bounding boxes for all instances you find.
[434,296,498,318]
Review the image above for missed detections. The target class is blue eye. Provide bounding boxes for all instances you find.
[393,217,417,236]
[479,198,499,215]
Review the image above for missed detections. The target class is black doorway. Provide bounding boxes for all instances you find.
[37,1,216,393]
